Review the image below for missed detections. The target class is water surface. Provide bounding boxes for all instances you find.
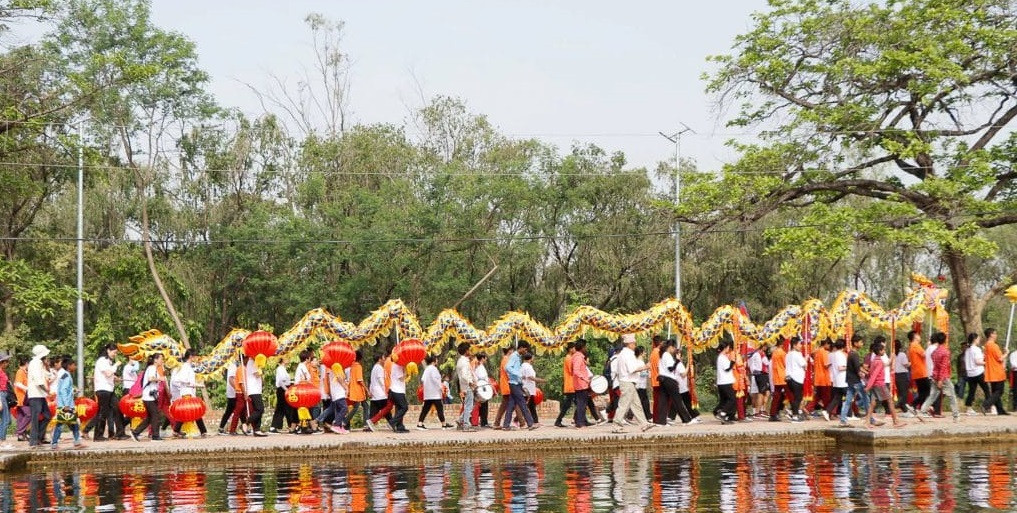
[4,446,1017,512]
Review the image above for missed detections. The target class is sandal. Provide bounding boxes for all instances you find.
[893,422,907,428]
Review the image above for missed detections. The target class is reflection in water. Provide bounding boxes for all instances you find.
[3,448,1017,512]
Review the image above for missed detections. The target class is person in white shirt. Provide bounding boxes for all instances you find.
[675,348,701,422]
[785,336,807,422]
[473,353,491,428]
[122,359,140,391]
[656,339,694,425]
[317,363,349,434]
[611,335,655,433]
[388,358,409,433]
[963,332,990,415]
[454,343,476,432]
[521,352,545,424]
[170,350,207,437]
[748,343,770,418]
[91,344,123,441]
[893,339,911,412]
[417,355,452,430]
[1009,348,1017,412]
[218,360,239,435]
[270,360,296,434]
[633,346,652,421]
[292,350,320,431]
[364,351,393,432]
[244,355,267,436]
[130,353,166,441]
[26,344,52,447]
[714,340,737,425]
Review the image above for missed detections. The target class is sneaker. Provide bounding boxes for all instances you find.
[253,431,268,437]
[365,419,375,432]
[847,416,859,421]
[641,423,656,432]
[966,408,978,416]
[73,443,87,450]
[130,432,140,442]
[838,421,850,428]
[870,419,886,427]
[269,428,279,434]
[49,445,60,451]
[790,416,802,423]
[416,424,427,431]
[218,428,227,436]
[820,410,830,421]
[689,418,702,425]
[394,428,410,433]
[337,427,349,434]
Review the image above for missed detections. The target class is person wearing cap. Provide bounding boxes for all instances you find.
[613,334,655,433]
[0,352,12,450]
[27,344,52,448]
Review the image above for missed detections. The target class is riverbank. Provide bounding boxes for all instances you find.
[4,413,1017,472]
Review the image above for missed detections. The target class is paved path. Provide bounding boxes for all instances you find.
[4,412,1017,471]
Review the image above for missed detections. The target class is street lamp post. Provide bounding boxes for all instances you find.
[659,124,695,302]
[75,120,85,392]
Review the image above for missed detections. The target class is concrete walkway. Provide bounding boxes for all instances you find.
[3,412,1017,472]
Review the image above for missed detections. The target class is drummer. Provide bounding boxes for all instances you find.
[473,353,492,428]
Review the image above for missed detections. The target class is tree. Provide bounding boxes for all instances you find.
[694,0,1017,335]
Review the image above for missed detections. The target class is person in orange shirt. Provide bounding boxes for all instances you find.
[554,342,577,428]
[13,358,31,441]
[768,339,788,421]
[808,338,833,419]
[981,328,1008,415]
[906,330,930,412]
[493,347,512,428]
[344,350,368,430]
[649,336,664,423]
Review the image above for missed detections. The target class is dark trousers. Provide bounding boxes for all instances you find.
[92,390,120,439]
[16,404,31,437]
[28,397,50,446]
[271,387,297,430]
[658,377,691,424]
[173,418,207,435]
[1011,371,1017,411]
[894,373,911,410]
[555,392,574,425]
[651,386,665,423]
[503,383,534,428]
[911,377,931,409]
[827,387,846,416]
[418,399,446,424]
[132,400,162,439]
[219,397,238,430]
[680,391,699,418]
[769,384,788,418]
[574,389,591,427]
[787,379,804,415]
[716,384,736,420]
[606,388,619,420]
[390,392,408,430]
[346,401,366,429]
[965,375,990,407]
[983,380,1006,414]
[477,400,490,426]
[527,396,539,422]
[247,394,264,431]
[636,388,651,420]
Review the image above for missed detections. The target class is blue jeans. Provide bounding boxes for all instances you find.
[52,419,81,446]
[317,397,348,427]
[460,389,475,427]
[0,392,10,440]
[502,383,534,428]
[840,383,870,423]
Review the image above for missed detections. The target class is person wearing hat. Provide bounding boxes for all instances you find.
[0,352,12,450]
[612,334,655,433]
[27,344,52,448]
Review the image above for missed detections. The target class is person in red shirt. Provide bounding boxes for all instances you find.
[912,332,960,421]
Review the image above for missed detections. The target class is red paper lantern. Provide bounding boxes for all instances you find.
[243,330,278,366]
[75,397,99,422]
[119,395,148,418]
[321,340,355,371]
[169,396,206,423]
[285,382,322,410]
[393,338,426,366]
[534,388,544,406]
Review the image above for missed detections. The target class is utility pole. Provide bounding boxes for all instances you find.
[659,123,695,302]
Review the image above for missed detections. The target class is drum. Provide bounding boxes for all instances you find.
[476,379,494,402]
[590,375,609,395]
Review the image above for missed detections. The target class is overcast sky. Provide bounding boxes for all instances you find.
[148,1,764,172]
